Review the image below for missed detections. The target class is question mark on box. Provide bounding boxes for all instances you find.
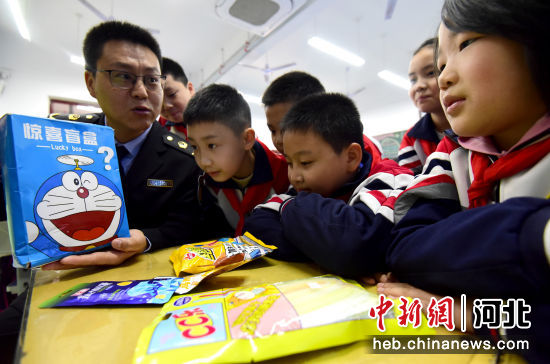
[98,146,114,170]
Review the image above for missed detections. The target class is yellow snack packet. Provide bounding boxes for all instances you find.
[133,275,436,363]
[174,261,245,295]
[170,232,276,276]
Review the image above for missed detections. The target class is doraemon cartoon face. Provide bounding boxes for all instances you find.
[31,169,124,251]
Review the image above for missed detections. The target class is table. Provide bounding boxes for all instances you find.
[18,247,525,364]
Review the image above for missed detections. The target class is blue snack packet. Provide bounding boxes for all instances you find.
[39,277,183,307]
[0,114,130,268]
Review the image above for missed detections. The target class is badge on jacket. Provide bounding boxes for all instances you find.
[147,179,174,188]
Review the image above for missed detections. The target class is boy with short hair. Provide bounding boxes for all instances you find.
[185,84,289,236]
[244,93,413,276]
[159,57,194,137]
[262,71,383,164]
[262,71,325,154]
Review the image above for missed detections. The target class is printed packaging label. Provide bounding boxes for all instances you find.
[0,114,130,267]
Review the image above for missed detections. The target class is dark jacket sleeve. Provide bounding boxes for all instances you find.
[387,197,550,300]
[279,193,395,276]
[245,161,413,276]
[243,207,309,262]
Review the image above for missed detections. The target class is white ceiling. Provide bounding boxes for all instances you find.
[0,0,444,143]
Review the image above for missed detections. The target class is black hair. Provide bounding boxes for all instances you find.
[83,21,162,72]
[184,84,251,136]
[262,71,325,106]
[162,57,189,85]
[281,93,364,153]
[413,38,436,55]
[438,0,550,108]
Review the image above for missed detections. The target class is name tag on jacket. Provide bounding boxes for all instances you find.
[147,179,174,188]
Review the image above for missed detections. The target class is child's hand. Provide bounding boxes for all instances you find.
[376,281,474,333]
[360,272,395,286]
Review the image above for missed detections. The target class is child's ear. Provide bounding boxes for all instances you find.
[242,128,256,150]
[344,142,363,172]
[187,81,195,95]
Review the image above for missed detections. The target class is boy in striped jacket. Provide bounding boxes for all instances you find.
[244,93,413,276]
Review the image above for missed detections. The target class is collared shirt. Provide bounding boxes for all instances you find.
[102,117,154,252]
[103,116,153,174]
[459,113,550,157]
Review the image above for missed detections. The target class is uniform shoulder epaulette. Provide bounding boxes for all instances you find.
[162,133,194,156]
[48,113,103,123]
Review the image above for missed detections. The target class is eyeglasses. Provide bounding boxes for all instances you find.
[92,69,166,91]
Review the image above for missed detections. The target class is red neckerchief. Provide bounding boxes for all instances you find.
[158,116,187,136]
[467,136,550,208]
[225,182,277,236]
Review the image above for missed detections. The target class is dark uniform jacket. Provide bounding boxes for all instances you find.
[50,113,204,250]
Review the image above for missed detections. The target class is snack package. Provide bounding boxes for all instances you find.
[134,275,435,363]
[174,260,248,295]
[39,277,183,307]
[0,114,130,268]
[170,232,276,275]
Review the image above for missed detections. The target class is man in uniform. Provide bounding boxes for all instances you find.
[0,21,208,360]
[45,20,203,269]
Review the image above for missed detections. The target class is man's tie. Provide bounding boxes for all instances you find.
[116,144,129,177]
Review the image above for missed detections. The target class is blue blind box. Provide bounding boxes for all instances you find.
[0,114,130,268]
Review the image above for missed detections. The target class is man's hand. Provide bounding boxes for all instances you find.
[41,229,148,270]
